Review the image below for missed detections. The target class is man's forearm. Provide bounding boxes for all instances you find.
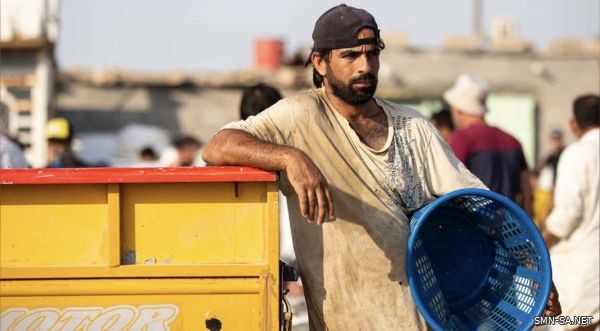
[205,128,335,224]
[203,129,296,171]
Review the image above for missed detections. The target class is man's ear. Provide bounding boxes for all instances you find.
[450,107,461,125]
[569,119,581,137]
[311,52,327,77]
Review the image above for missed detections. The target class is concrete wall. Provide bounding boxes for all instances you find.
[54,49,599,167]
[56,84,243,146]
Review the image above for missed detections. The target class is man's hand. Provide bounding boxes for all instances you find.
[204,129,335,225]
[284,149,335,225]
[542,228,560,249]
[543,282,562,317]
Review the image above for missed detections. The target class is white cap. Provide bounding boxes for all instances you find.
[443,74,490,116]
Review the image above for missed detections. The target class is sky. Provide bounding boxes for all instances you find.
[57,0,600,73]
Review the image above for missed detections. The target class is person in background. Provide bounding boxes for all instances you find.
[46,117,89,168]
[0,94,28,168]
[239,82,308,330]
[444,74,533,215]
[430,108,454,143]
[533,129,566,225]
[133,146,161,167]
[1,134,29,168]
[203,5,560,328]
[543,129,566,183]
[541,94,599,331]
[167,135,202,167]
[140,146,159,162]
[241,83,283,121]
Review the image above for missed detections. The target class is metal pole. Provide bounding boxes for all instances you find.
[473,0,482,39]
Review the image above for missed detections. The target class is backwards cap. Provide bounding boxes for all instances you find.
[311,4,380,50]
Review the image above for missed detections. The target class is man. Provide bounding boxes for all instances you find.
[204,5,559,329]
[167,135,202,167]
[240,83,283,121]
[444,74,533,214]
[46,117,89,168]
[1,134,28,168]
[543,129,566,183]
[133,146,161,167]
[534,129,566,224]
[542,94,599,331]
[430,108,454,143]
[0,101,28,168]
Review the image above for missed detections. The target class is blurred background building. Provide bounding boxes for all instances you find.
[1,0,59,167]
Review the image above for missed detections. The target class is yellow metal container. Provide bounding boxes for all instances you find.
[0,167,279,330]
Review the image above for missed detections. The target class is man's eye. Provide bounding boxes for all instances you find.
[342,52,359,58]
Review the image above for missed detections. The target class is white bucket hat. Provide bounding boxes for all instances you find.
[443,74,490,116]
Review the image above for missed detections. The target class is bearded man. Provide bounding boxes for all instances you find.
[203,4,560,329]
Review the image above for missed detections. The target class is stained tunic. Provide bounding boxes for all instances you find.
[222,88,485,330]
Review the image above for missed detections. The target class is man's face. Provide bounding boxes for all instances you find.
[550,136,564,150]
[324,28,380,105]
[47,139,68,160]
[178,144,201,166]
[449,107,464,129]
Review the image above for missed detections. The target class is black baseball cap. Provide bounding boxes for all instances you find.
[312,4,380,50]
[306,4,382,66]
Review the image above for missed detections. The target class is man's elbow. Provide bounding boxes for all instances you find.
[203,129,251,165]
[202,132,226,165]
[202,145,218,165]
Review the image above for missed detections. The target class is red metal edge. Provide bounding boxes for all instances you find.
[0,167,277,185]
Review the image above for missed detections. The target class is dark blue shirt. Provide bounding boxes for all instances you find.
[450,123,526,201]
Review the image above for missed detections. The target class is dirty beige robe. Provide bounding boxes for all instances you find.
[223,88,485,330]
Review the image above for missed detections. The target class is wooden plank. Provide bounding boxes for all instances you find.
[265,183,280,331]
[0,75,32,88]
[0,167,278,185]
[107,184,120,267]
[0,278,261,296]
[0,264,269,279]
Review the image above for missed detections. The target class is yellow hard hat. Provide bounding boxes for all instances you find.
[46,118,71,140]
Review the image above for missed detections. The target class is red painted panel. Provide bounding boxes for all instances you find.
[0,167,277,185]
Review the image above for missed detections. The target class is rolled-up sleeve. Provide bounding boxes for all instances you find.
[221,99,296,145]
[423,122,488,196]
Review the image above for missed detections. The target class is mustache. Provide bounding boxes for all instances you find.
[350,74,377,84]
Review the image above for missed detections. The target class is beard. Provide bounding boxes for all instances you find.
[326,66,378,105]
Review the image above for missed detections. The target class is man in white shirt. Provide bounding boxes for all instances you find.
[0,134,28,168]
[542,94,599,331]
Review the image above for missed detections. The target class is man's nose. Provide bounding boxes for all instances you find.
[356,53,373,74]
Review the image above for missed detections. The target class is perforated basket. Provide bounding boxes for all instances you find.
[407,189,552,331]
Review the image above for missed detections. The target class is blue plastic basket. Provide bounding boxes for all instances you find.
[407,188,552,331]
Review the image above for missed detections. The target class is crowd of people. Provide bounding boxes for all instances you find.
[430,78,598,331]
[0,117,205,169]
[1,4,598,331]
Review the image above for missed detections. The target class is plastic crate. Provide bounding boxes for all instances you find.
[407,188,552,331]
